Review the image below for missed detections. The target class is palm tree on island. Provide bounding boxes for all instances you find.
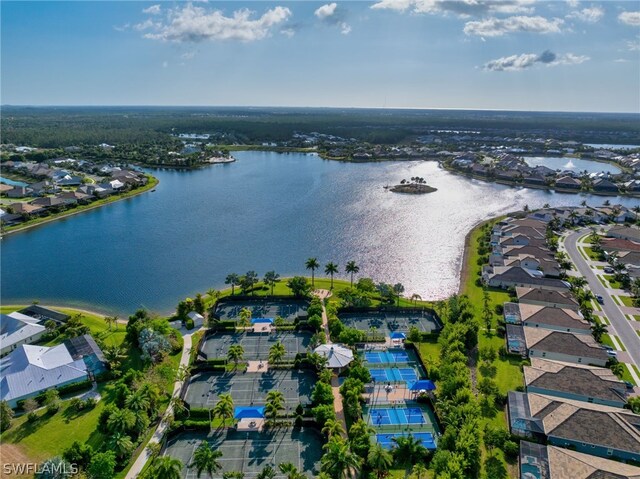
[305,258,320,287]
[345,261,359,287]
[263,270,281,296]
[324,262,339,289]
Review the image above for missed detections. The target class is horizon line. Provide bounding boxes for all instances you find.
[2,104,640,115]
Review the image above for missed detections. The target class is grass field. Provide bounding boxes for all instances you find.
[603,274,624,289]
[618,295,635,307]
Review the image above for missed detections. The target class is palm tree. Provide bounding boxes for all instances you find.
[149,457,183,479]
[225,273,240,296]
[257,465,277,479]
[410,293,422,307]
[109,432,134,459]
[190,441,223,478]
[305,258,320,287]
[268,341,286,364]
[409,463,428,479]
[227,345,245,368]
[279,462,307,479]
[610,361,625,378]
[238,307,252,329]
[368,443,393,479]
[265,390,285,422]
[392,435,426,477]
[320,437,362,479]
[345,261,360,287]
[104,315,118,331]
[580,200,588,207]
[106,408,136,434]
[212,393,234,425]
[263,271,281,296]
[125,391,150,413]
[170,397,189,418]
[591,322,608,342]
[321,418,345,438]
[324,262,339,289]
[104,345,125,371]
[393,283,405,307]
[207,288,221,302]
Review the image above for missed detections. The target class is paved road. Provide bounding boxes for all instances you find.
[564,229,640,371]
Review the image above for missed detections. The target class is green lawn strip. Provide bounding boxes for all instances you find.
[582,246,601,261]
[615,336,627,352]
[618,295,635,307]
[612,296,623,306]
[596,275,608,287]
[592,299,602,312]
[632,364,640,379]
[603,275,624,289]
[632,315,640,321]
[620,365,637,386]
[599,334,615,350]
[3,175,159,235]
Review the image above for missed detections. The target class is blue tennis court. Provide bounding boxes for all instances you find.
[368,367,418,383]
[365,350,410,364]
[370,408,426,426]
[376,432,436,450]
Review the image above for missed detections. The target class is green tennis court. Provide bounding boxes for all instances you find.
[214,299,309,322]
[200,331,312,360]
[339,311,441,335]
[164,428,324,478]
[184,370,315,409]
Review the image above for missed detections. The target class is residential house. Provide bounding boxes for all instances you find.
[5,186,30,198]
[523,328,609,366]
[484,266,570,291]
[0,313,47,356]
[30,197,67,208]
[593,178,620,194]
[519,441,640,479]
[518,303,591,334]
[597,207,629,223]
[19,305,69,323]
[619,251,640,268]
[601,238,640,253]
[607,226,640,243]
[0,334,106,408]
[555,176,582,190]
[516,287,580,310]
[523,358,628,407]
[9,202,45,215]
[508,392,640,462]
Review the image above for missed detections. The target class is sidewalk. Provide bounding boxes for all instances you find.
[125,328,195,479]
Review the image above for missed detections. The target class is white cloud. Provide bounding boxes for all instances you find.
[614,58,629,63]
[464,15,564,36]
[619,11,640,26]
[143,4,161,15]
[371,0,535,16]
[627,37,640,51]
[181,51,196,60]
[134,19,159,31]
[280,28,295,38]
[340,22,352,34]
[567,6,604,23]
[484,49,589,71]
[315,3,338,20]
[113,23,130,32]
[143,3,292,42]
[566,0,579,8]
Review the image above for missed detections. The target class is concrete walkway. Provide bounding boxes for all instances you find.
[313,289,349,438]
[125,327,196,479]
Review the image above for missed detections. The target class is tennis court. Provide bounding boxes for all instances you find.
[200,331,311,360]
[164,428,324,478]
[369,407,427,426]
[339,311,441,336]
[214,300,309,322]
[184,370,315,409]
[364,349,419,364]
[368,367,419,384]
[375,432,437,450]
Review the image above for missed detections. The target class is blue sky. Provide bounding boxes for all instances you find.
[2,1,639,112]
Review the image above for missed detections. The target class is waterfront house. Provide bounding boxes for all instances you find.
[0,334,106,408]
[31,196,67,208]
[6,186,31,198]
[523,358,628,407]
[519,442,640,479]
[484,266,570,291]
[597,206,629,223]
[19,305,69,323]
[0,312,46,356]
[554,176,582,190]
[523,328,609,366]
[516,287,580,310]
[508,392,640,462]
[593,178,620,194]
[9,202,45,215]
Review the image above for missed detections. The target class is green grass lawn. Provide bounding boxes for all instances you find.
[620,364,637,386]
[3,386,109,463]
[603,275,624,289]
[582,246,602,261]
[618,295,635,307]
[600,334,616,350]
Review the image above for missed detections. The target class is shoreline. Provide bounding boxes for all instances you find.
[1,303,112,319]
[1,174,159,237]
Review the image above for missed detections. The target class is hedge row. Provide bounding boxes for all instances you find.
[16,379,92,410]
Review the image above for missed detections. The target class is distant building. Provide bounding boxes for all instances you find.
[0,313,47,356]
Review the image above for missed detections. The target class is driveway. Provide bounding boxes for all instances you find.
[564,229,640,381]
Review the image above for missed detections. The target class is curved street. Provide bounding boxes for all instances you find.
[563,228,640,383]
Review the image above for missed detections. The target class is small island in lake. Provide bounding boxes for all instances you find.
[388,176,437,194]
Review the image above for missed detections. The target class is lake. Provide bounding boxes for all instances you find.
[2,151,638,316]
[585,143,640,150]
[523,156,621,175]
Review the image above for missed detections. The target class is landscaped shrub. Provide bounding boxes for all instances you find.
[185,318,195,330]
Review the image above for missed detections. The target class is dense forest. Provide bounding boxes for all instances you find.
[2,106,639,147]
